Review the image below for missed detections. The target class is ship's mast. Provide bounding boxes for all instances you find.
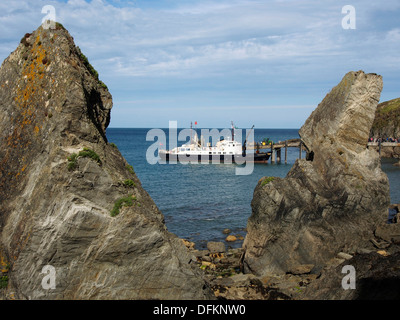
[243,125,254,156]
[231,121,234,142]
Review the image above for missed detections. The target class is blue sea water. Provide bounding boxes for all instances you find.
[107,128,400,249]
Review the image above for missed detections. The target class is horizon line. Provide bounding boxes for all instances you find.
[107,126,301,130]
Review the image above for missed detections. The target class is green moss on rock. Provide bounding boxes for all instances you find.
[110,195,136,217]
[67,147,101,171]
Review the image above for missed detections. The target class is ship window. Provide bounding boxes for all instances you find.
[223,152,226,154]
[218,152,221,154]
[213,152,216,154]
[209,152,212,154]
[229,152,233,154]
[186,148,190,151]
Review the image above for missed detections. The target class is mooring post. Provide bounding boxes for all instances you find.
[271,142,275,164]
[379,139,381,157]
[285,140,288,164]
[277,148,281,163]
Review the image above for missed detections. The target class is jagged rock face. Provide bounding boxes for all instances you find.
[301,252,400,300]
[0,25,212,299]
[242,71,390,276]
[300,71,382,155]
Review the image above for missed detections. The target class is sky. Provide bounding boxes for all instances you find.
[0,0,399,129]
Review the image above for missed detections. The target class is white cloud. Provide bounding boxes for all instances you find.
[0,0,399,128]
[0,0,382,77]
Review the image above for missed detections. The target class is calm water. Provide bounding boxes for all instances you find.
[107,128,400,249]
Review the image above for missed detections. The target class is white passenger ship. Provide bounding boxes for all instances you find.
[158,122,270,163]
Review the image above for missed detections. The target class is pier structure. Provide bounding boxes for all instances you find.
[367,141,400,157]
[248,139,400,164]
[247,139,303,164]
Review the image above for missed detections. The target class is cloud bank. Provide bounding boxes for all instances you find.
[0,0,399,128]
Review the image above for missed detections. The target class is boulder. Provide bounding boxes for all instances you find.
[207,242,226,253]
[242,71,390,277]
[287,264,315,275]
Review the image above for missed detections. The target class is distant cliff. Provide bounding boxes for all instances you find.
[370,97,400,160]
[371,97,400,139]
[0,24,212,299]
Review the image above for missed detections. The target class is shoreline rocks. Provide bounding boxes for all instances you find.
[187,220,400,300]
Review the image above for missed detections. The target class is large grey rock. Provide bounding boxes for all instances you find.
[242,71,390,277]
[0,25,213,300]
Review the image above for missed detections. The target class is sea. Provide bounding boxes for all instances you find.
[107,128,400,249]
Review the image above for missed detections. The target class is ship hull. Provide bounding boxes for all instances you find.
[159,152,270,163]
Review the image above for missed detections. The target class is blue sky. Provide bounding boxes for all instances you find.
[1,0,399,128]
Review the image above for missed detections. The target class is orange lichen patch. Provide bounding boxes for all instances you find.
[11,31,48,141]
[16,33,47,107]
[2,30,50,187]
[0,253,9,273]
[12,232,31,262]
[16,164,28,178]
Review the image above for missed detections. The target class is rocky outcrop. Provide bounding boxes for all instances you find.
[0,24,213,299]
[242,71,390,277]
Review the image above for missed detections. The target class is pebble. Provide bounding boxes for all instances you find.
[337,252,353,260]
[377,250,390,256]
[225,235,237,242]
